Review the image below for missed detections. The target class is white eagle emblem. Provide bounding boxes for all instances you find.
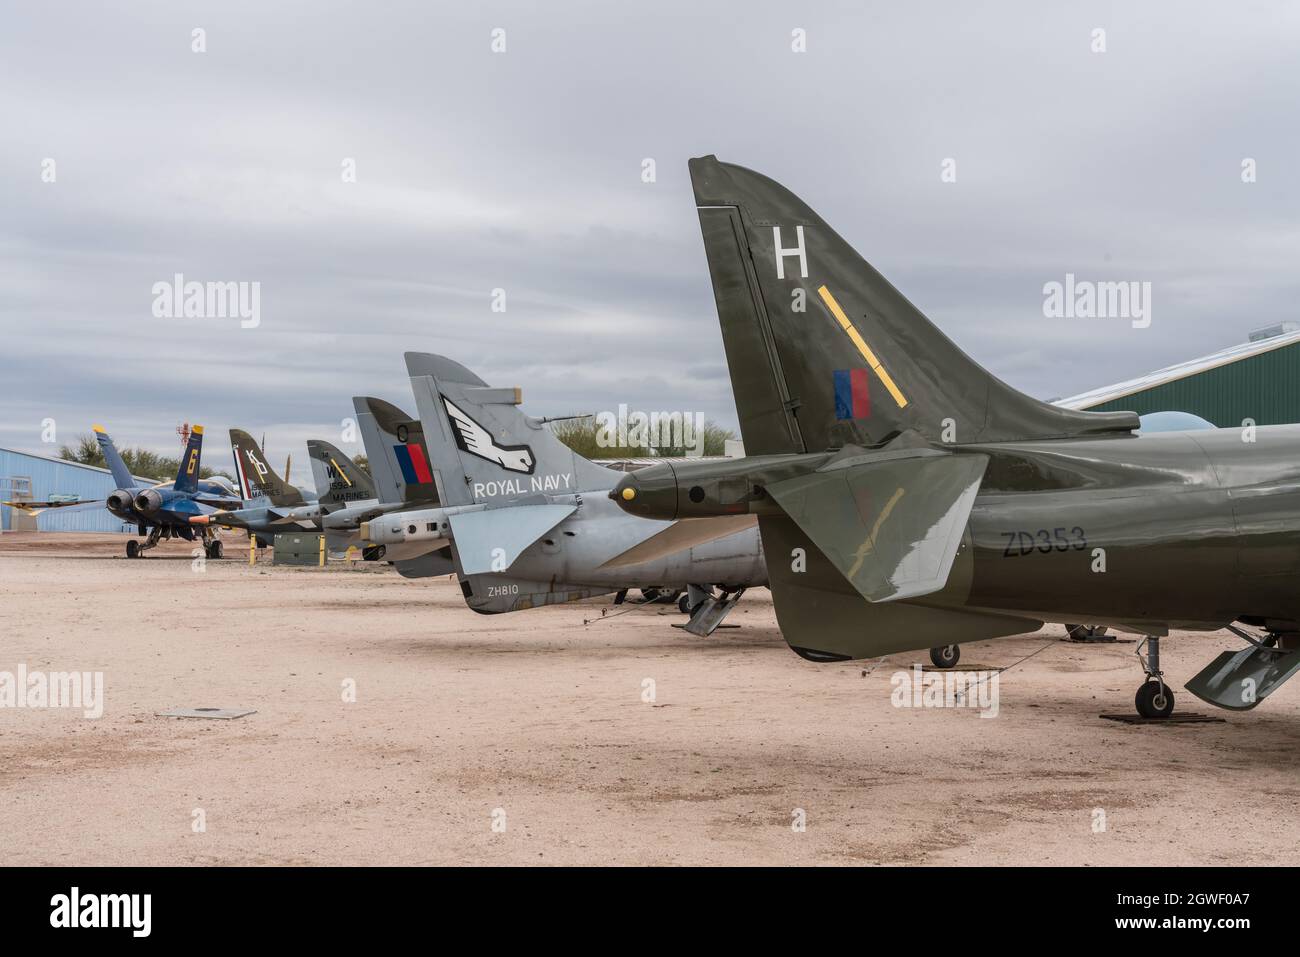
[441,396,535,474]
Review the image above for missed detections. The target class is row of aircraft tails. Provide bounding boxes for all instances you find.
[14,155,1300,720]
[19,370,767,636]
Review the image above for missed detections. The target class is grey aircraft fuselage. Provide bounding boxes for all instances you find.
[371,492,766,613]
[498,494,764,601]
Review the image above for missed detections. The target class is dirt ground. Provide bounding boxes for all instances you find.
[1,531,1297,866]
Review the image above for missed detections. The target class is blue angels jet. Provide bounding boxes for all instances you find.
[4,425,239,557]
[96,424,242,558]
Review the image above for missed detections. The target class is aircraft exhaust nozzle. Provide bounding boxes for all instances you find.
[106,489,135,513]
[134,489,163,514]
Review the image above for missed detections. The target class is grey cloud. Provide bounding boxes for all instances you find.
[2,0,1298,458]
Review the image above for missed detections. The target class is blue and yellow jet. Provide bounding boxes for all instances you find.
[93,425,242,558]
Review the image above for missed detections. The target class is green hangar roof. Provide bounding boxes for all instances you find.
[1057,326,1300,428]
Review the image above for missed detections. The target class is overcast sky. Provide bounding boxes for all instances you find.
[3,0,1298,472]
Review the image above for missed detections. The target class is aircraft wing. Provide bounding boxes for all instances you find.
[2,499,104,516]
[193,493,244,510]
[764,450,988,603]
[600,514,758,569]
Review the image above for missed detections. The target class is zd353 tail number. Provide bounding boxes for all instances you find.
[1002,527,1088,557]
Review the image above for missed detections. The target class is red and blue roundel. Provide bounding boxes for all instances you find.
[393,443,434,484]
[833,368,871,420]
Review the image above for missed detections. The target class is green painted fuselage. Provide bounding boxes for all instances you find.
[615,424,1300,649]
[956,426,1300,630]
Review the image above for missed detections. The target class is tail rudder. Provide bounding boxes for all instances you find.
[92,425,136,488]
[173,425,204,493]
[689,155,1139,453]
[404,352,620,505]
[353,396,440,507]
[307,439,374,507]
[229,428,303,505]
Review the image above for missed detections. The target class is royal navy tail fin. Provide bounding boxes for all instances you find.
[404,352,621,505]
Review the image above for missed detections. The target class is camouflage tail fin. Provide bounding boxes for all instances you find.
[307,439,375,508]
[229,428,303,505]
[353,397,440,507]
[688,155,1139,454]
[404,352,621,506]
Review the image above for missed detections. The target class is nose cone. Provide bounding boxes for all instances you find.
[610,464,679,520]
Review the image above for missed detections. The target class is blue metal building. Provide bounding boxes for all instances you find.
[0,448,157,533]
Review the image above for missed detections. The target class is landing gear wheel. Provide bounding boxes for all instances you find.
[207,541,224,560]
[678,594,700,615]
[1135,680,1175,719]
[126,539,140,559]
[930,644,960,668]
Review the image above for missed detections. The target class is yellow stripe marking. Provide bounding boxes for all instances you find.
[329,458,353,487]
[817,285,908,409]
[848,485,906,579]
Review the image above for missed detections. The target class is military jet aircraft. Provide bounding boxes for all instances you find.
[611,155,1300,718]
[358,353,765,634]
[345,396,448,571]
[306,425,442,558]
[190,430,323,545]
[196,418,442,560]
[100,425,240,558]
